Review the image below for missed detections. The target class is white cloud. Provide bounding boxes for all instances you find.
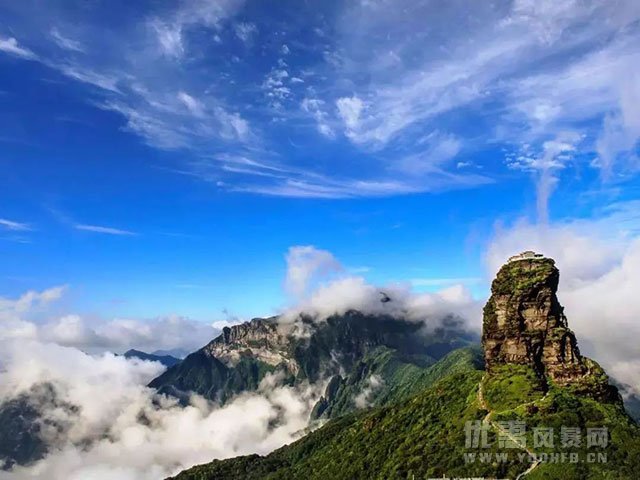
[215,108,250,140]
[354,374,383,408]
[506,34,640,175]
[301,98,334,138]
[263,69,291,105]
[0,340,321,479]
[97,84,251,151]
[394,132,462,175]
[595,68,640,176]
[57,65,121,93]
[75,224,137,236]
[0,244,481,478]
[4,0,639,198]
[234,22,257,44]
[0,285,67,318]
[177,91,204,116]
[233,170,489,199]
[0,286,218,354]
[313,0,640,191]
[284,246,342,298]
[0,1,254,172]
[336,95,364,130]
[150,0,245,58]
[3,313,219,356]
[0,36,36,59]
[0,218,31,231]
[50,28,84,53]
[282,275,479,334]
[0,1,494,198]
[609,360,640,398]
[281,246,479,330]
[73,315,217,353]
[505,0,587,45]
[506,132,582,224]
[151,21,184,58]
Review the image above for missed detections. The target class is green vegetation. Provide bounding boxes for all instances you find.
[372,345,483,408]
[491,383,639,479]
[149,350,281,403]
[483,364,546,411]
[566,357,617,399]
[491,258,558,297]
[169,349,640,480]
[313,345,483,419]
[169,370,515,480]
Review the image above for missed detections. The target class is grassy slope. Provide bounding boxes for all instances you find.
[485,367,640,479]
[314,345,483,419]
[170,358,640,480]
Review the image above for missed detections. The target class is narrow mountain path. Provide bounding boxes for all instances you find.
[477,376,542,480]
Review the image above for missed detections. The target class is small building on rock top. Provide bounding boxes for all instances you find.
[507,250,545,263]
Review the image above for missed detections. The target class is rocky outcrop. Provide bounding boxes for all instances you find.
[482,253,617,400]
[204,318,298,374]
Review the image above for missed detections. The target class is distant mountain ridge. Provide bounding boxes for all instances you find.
[148,311,476,417]
[123,349,181,367]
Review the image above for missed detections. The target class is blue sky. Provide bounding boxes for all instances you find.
[1,0,639,324]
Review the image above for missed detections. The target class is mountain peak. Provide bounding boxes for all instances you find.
[123,349,181,368]
[482,253,617,400]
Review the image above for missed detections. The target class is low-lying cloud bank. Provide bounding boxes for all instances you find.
[280,245,481,332]
[0,246,482,479]
[0,276,321,478]
[0,287,218,355]
[0,341,321,480]
[486,203,640,397]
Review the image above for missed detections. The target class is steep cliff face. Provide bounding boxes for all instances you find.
[204,318,298,374]
[482,253,617,400]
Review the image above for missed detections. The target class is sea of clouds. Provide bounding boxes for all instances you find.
[0,340,321,480]
[0,246,479,479]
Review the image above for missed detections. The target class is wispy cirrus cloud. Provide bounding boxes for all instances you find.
[0,218,32,231]
[234,22,257,44]
[506,131,584,224]
[49,28,84,53]
[0,36,36,59]
[1,0,639,199]
[74,224,137,236]
[301,0,640,194]
[149,0,245,58]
